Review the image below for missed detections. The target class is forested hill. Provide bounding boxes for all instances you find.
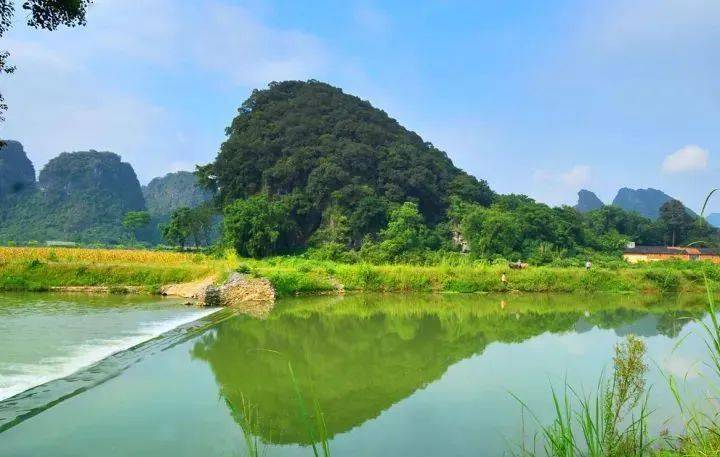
[612,188,679,219]
[141,171,214,243]
[0,142,215,245]
[0,150,146,243]
[143,171,212,216]
[200,80,494,248]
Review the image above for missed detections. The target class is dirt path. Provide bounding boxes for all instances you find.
[160,275,218,300]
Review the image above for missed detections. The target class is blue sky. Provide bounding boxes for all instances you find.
[2,0,719,210]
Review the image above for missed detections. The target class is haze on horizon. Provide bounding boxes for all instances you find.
[1,0,718,211]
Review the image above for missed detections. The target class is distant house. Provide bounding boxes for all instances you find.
[45,241,78,247]
[623,245,720,263]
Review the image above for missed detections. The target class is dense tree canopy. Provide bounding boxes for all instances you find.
[223,195,296,258]
[0,150,146,243]
[200,80,494,249]
[122,211,150,244]
[197,80,719,262]
[161,205,215,249]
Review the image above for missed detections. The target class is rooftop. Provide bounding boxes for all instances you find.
[623,246,719,256]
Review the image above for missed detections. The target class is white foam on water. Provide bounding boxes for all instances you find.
[0,307,219,401]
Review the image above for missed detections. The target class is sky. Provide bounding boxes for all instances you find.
[1,0,719,211]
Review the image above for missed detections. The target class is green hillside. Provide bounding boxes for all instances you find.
[200,80,494,249]
[0,150,145,243]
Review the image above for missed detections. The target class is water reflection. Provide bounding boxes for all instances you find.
[191,293,706,445]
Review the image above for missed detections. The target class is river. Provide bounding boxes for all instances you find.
[0,292,714,456]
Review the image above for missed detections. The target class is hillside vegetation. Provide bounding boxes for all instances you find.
[1,80,716,263]
[141,171,214,243]
[0,147,212,245]
[199,80,493,251]
[0,150,146,243]
[194,81,717,263]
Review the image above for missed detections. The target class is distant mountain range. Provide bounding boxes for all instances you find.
[2,137,713,244]
[574,187,695,220]
[140,171,214,243]
[612,188,678,219]
[0,141,212,244]
[574,189,604,213]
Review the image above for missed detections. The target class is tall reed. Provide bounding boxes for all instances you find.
[513,335,652,456]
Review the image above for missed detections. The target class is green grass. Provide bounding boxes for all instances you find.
[0,246,225,292]
[241,256,720,297]
[3,245,720,296]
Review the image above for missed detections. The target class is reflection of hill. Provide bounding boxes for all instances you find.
[191,293,705,445]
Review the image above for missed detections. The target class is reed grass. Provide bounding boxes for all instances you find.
[514,336,652,457]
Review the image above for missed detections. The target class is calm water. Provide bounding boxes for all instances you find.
[0,292,715,456]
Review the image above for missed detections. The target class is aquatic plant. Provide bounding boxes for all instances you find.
[513,335,651,456]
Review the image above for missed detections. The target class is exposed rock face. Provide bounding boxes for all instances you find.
[202,273,275,317]
[29,151,146,241]
[162,273,275,317]
[140,171,215,244]
[142,171,212,216]
[574,189,604,213]
[160,275,218,299]
[612,188,675,219]
[0,140,36,197]
[39,151,145,207]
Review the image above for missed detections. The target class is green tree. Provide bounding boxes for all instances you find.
[689,217,717,245]
[585,206,664,247]
[659,199,693,246]
[161,208,192,248]
[377,202,434,261]
[199,80,494,245]
[122,211,150,244]
[224,195,292,258]
[462,206,522,259]
[188,204,216,248]
[161,205,216,249]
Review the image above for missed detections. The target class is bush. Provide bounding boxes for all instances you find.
[644,269,682,292]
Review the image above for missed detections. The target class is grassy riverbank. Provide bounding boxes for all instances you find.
[0,247,225,293]
[0,246,718,295]
[240,255,719,296]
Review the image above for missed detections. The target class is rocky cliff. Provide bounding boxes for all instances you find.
[0,140,36,197]
[574,189,604,213]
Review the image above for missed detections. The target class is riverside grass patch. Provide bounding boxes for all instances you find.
[0,246,223,291]
[1,246,719,296]
[239,256,720,296]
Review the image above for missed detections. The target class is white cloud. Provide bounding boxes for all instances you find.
[561,165,592,188]
[1,1,331,182]
[662,145,709,174]
[531,165,593,206]
[533,165,592,188]
[662,354,702,380]
[190,3,328,86]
